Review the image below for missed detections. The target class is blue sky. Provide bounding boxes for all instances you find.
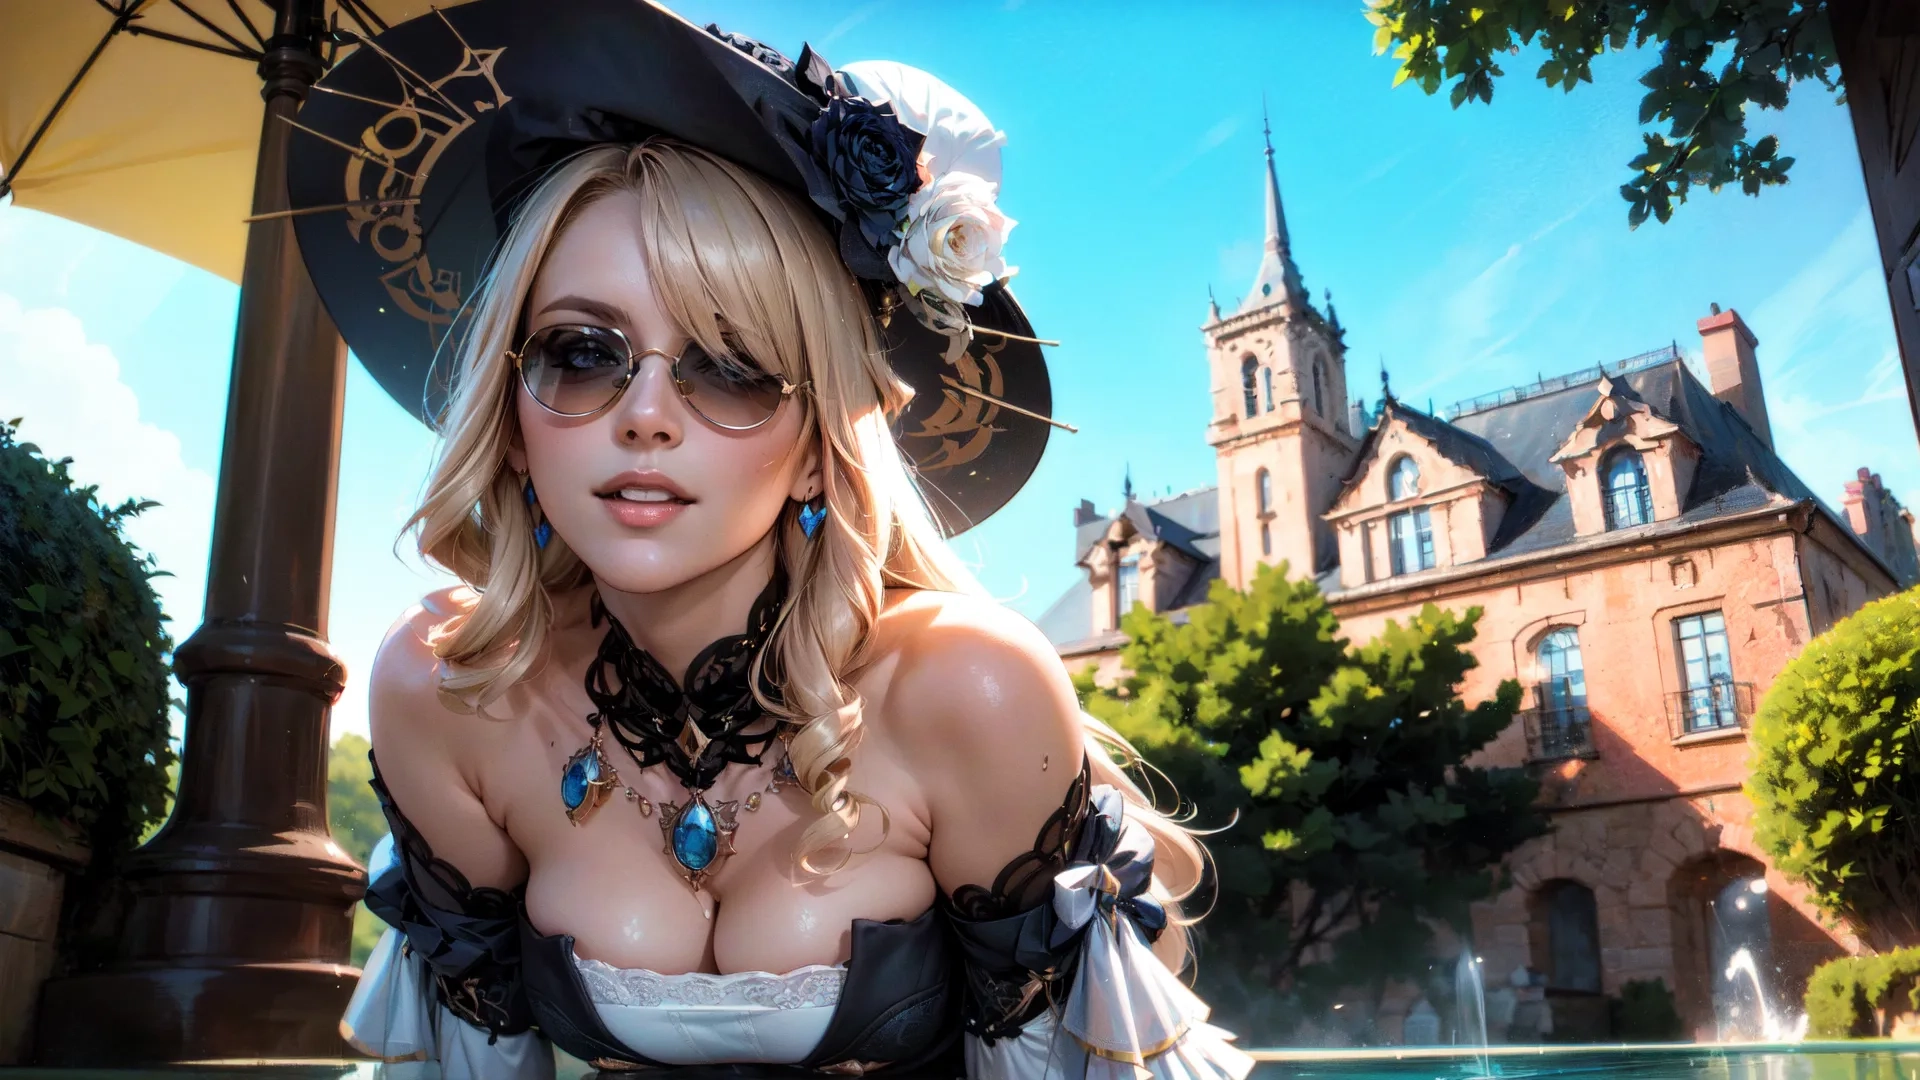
[1,2,1910,744]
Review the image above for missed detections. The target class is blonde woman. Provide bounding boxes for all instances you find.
[293,3,1252,1077]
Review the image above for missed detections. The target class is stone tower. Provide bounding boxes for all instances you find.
[1204,114,1357,588]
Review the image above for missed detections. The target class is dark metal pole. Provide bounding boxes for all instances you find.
[35,0,367,1063]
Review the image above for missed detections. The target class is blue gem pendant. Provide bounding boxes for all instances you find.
[561,728,619,826]
[658,790,740,892]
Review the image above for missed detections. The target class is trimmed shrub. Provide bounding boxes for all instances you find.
[1610,977,1685,1041]
[1805,947,1920,1038]
[0,418,176,858]
[1748,586,1920,947]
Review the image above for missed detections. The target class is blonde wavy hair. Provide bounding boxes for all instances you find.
[404,139,1207,958]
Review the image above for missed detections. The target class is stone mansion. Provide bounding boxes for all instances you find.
[1036,132,1920,1041]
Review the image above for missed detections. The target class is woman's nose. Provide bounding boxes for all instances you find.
[611,354,684,448]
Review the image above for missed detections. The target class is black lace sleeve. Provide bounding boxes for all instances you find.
[939,756,1167,1045]
[364,751,535,1040]
[945,757,1093,921]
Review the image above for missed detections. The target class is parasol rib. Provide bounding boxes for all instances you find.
[242,197,419,222]
[223,0,268,48]
[357,37,469,120]
[126,23,260,61]
[278,115,420,179]
[333,0,391,35]
[0,7,134,199]
[939,376,1078,433]
[310,82,420,114]
[167,0,264,59]
[970,326,1061,347]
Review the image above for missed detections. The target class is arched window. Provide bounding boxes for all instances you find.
[1256,468,1273,516]
[1603,448,1652,529]
[1536,628,1588,712]
[1388,455,1421,501]
[1241,357,1259,418]
[1528,881,1602,994]
[1263,367,1275,413]
[1533,627,1592,760]
[1312,360,1326,416]
[1260,522,1272,556]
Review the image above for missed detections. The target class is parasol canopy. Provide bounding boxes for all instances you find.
[0,0,470,284]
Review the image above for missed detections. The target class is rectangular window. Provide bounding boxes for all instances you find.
[1115,556,1140,619]
[1674,612,1736,731]
[1388,508,1435,575]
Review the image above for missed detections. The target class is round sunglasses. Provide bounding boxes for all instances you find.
[509,323,809,430]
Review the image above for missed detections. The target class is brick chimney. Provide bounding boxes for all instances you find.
[1074,498,1101,527]
[1697,304,1771,447]
[1843,468,1920,586]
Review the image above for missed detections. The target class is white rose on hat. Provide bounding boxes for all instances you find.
[888,171,1016,307]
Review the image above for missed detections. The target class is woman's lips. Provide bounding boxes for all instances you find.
[598,492,690,528]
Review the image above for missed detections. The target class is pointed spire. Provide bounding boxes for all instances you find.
[1208,285,1221,323]
[1241,102,1309,314]
[1123,463,1135,503]
[1324,287,1341,333]
[1380,356,1394,403]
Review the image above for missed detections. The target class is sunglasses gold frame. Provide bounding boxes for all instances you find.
[509,323,810,431]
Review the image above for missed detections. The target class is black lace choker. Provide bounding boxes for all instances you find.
[584,574,788,792]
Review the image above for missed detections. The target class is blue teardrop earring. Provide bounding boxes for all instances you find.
[524,476,553,550]
[797,495,827,540]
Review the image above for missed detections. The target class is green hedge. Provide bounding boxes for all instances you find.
[1805,947,1920,1038]
[1610,977,1685,1041]
[1748,586,1920,947]
[0,418,176,857]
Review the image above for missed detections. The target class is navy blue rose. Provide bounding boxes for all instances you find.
[810,96,926,251]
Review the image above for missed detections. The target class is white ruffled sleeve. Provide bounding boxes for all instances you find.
[956,788,1254,1080]
[341,835,554,1080]
[341,925,554,1080]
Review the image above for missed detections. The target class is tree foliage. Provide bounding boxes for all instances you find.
[1077,563,1549,1039]
[328,732,389,966]
[1365,0,1840,228]
[1749,586,1920,949]
[0,417,176,859]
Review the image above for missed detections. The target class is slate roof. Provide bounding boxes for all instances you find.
[1038,355,1869,648]
[1048,486,1222,649]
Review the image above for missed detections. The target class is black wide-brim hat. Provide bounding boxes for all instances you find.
[286,0,1054,535]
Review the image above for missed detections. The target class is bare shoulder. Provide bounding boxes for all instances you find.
[366,585,477,755]
[363,587,526,889]
[871,590,1082,807]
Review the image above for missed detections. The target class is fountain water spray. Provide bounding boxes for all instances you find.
[1724,947,1808,1043]
[1455,949,1491,1079]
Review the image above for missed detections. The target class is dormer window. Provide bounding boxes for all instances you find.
[1241,357,1259,418]
[1388,456,1421,501]
[1603,448,1652,530]
[1115,554,1141,618]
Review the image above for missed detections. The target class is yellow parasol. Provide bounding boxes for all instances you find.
[1,0,467,282]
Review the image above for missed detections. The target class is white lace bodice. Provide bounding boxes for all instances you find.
[569,953,847,1066]
[574,957,847,1010]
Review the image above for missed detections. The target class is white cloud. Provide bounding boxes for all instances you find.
[0,293,215,731]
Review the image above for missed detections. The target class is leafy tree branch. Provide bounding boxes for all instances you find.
[1366,0,1841,227]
